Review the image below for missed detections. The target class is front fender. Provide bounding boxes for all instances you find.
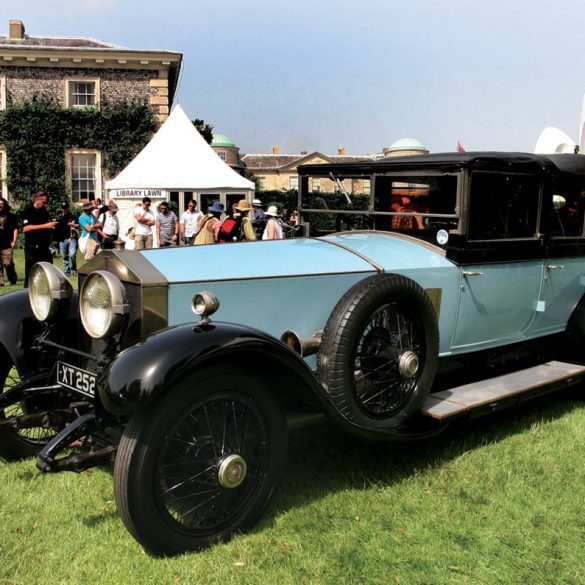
[0,290,79,375]
[100,321,323,415]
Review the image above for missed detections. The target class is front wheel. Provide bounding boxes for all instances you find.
[114,366,288,556]
[0,351,58,459]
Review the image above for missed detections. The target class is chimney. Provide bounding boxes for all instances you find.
[9,20,25,41]
[338,147,346,156]
[272,145,279,155]
[300,150,308,155]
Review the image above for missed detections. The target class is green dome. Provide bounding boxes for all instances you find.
[388,138,427,152]
[211,133,236,148]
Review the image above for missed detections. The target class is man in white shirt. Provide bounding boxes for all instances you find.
[180,200,203,245]
[98,201,120,250]
[134,197,156,250]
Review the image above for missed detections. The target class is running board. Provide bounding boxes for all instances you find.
[422,360,585,421]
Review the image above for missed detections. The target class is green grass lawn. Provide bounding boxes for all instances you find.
[1,251,585,584]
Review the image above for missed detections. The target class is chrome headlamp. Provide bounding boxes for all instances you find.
[192,292,219,325]
[28,262,73,322]
[80,271,130,339]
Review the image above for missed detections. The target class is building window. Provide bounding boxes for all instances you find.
[0,76,5,110]
[68,150,102,203]
[311,178,321,193]
[65,78,100,108]
[363,179,371,195]
[289,176,299,190]
[257,177,266,191]
[217,151,226,161]
[0,150,6,198]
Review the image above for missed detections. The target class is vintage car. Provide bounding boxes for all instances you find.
[1,152,585,556]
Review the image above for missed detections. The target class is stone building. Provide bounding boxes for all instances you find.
[0,19,182,201]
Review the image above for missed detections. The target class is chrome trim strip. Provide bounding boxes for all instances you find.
[311,237,385,273]
[160,270,376,285]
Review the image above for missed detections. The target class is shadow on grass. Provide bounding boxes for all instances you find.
[262,389,585,522]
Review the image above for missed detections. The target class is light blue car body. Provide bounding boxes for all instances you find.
[142,232,585,359]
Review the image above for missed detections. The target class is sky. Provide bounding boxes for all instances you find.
[4,0,585,156]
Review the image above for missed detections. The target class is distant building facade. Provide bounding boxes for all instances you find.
[241,139,429,193]
[0,19,182,201]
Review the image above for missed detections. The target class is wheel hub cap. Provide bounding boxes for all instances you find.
[398,350,419,379]
[217,454,247,488]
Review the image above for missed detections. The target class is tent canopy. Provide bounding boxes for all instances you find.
[106,104,254,191]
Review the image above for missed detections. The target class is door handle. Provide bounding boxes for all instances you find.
[462,270,484,277]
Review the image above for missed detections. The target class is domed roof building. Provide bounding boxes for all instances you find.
[383,137,429,157]
[210,133,244,173]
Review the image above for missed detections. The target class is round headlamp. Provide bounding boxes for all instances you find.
[192,292,220,322]
[80,271,129,339]
[28,262,73,322]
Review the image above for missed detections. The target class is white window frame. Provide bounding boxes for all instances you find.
[67,149,102,203]
[289,176,299,190]
[0,75,6,110]
[217,151,226,161]
[363,179,371,195]
[311,177,321,193]
[65,77,100,108]
[0,149,7,198]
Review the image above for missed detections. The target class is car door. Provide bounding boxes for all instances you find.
[450,171,544,351]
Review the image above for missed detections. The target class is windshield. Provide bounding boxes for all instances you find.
[300,172,459,241]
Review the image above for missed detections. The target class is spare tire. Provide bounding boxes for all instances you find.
[318,273,439,429]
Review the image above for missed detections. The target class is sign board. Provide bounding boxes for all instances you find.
[108,189,168,199]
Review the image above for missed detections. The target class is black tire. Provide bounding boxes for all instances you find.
[114,365,288,556]
[0,351,57,459]
[318,274,439,429]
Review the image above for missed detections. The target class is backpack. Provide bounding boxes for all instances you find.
[217,216,242,243]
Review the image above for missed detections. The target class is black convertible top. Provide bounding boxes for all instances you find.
[298,152,585,177]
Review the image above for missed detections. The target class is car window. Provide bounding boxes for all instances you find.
[548,178,585,238]
[372,175,458,235]
[468,172,540,240]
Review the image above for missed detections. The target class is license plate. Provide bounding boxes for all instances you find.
[57,362,96,398]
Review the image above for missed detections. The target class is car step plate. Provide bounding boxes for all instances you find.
[422,360,585,421]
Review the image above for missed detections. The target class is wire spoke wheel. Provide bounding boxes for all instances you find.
[319,274,439,429]
[157,395,270,532]
[114,366,287,556]
[0,356,58,459]
[354,302,424,417]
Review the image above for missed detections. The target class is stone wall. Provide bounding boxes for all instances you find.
[0,66,161,106]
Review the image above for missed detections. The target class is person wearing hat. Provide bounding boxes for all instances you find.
[233,199,256,242]
[251,198,266,240]
[262,205,284,240]
[194,201,224,245]
[55,201,79,276]
[21,189,59,287]
[97,201,120,250]
[79,200,102,259]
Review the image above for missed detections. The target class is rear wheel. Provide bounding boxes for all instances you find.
[0,354,57,459]
[114,366,287,556]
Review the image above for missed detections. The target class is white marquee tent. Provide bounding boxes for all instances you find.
[105,104,254,247]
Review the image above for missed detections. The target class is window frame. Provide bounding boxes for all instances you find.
[64,77,100,108]
[0,149,7,199]
[66,149,102,203]
[0,75,6,110]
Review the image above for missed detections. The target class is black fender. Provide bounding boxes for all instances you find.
[100,321,441,442]
[0,289,80,377]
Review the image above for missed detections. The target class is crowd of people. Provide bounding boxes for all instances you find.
[0,191,298,287]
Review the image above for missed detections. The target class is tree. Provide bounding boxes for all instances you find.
[192,119,213,144]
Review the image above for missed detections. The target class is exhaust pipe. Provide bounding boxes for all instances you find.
[281,331,323,357]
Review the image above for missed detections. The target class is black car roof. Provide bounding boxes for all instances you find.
[297,152,585,177]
